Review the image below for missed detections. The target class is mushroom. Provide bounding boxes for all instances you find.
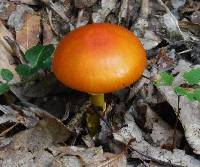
[53,23,146,111]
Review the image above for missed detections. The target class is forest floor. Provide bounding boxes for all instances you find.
[0,0,200,166]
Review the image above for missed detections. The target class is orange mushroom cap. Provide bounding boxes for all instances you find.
[53,23,147,94]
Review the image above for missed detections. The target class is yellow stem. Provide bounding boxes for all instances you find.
[87,94,107,136]
[90,94,106,112]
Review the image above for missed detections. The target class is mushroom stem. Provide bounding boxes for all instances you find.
[90,94,106,112]
[88,93,106,136]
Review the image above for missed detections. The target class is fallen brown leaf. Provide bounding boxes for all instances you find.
[75,0,97,8]
[42,20,54,45]
[10,0,40,6]
[0,20,20,84]
[0,2,16,20]
[50,146,127,167]
[0,105,72,166]
[7,4,33,31]
[16,13,41,50]
[179,20,200,37]
[157,48,175,70]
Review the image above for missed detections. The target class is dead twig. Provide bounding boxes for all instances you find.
[76,9,84,28]
[129,146,182,167]
[0,123,17,137]
[3,36,26,64]
[134,0,149,35]
[49,1,69,21]
[118,0,128,25]
[140,0,149,19]
[157,0,184,39]
[46,8,60,37]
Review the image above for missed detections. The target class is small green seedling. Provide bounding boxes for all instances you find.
[155,68,200,102]
[0,44,55,95]
[0,69,13,95]
[16,44,55,77]
[155,72,173,86]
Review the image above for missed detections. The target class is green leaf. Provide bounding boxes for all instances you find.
[155,72,174,86]
[1,69,13,82]
[25,45,43,66]
[0,84,9,95]
[41,56,52,70]
[25,44,55,68]
[16,64,33,77]
[183,68,200,85]
[174,87,195,101]
[185,93,195,101]
[193,88,200,101]
[174,87,187,96]
[37,44,54,68]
